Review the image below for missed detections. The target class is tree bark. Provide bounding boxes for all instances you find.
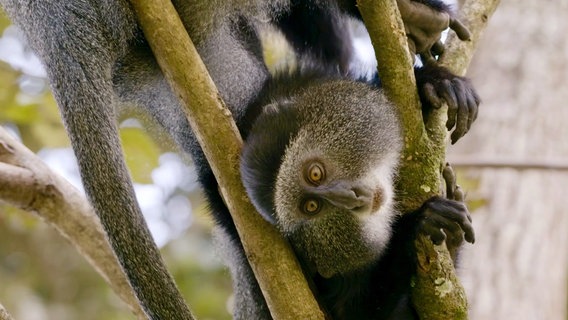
[357,0,499,318]
[448,1,568,319]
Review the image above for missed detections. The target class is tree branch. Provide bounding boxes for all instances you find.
[0,303,14,320]
[127,1,324,319]
[0,127,145,319]
[440,0,501,75]
[358,0,444,211]
[357,0,500,318]
[448,157,568,171]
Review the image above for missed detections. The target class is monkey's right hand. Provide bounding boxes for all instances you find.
[397,0,471,64]
[417,164,475,247]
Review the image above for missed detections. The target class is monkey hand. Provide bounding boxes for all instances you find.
[417,164,475,250]
[415,64,480,144]
[397,0,471,64]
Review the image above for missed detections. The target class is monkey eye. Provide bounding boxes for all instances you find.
[301,198,322,215]
[306,162,325,185]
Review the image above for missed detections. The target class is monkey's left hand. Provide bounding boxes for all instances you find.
[417,164,475,250]
[397,0,470,64]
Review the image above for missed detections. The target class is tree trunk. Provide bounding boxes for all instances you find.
[448,1,568,319]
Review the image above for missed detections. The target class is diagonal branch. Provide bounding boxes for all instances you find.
[0,126,145,319]
[127,1,325,319]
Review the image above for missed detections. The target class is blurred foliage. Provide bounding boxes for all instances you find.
[0,16,232,320]
[454,169,487,213]
[0,70,69,151]
[120,127,161,184]
[0,208,232,320]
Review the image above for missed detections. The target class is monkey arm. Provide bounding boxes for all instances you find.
[397,0,471,63]
[278,0,472,76]
[337,0,471,62]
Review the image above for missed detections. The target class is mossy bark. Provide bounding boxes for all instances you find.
[357,0,500,318]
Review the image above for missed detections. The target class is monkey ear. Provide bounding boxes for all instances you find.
[240,105,301,225]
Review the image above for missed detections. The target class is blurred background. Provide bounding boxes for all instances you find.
[0,10,233,320]
[0,0,567,319]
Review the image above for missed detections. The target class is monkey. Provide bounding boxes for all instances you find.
[207,2,478,318]
[0,0,478,319]
[202,2,479,318]
[233,65,476,319]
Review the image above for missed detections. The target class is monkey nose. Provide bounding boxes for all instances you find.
[314,182,373,211]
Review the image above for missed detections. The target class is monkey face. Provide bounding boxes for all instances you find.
[274,137,400,277]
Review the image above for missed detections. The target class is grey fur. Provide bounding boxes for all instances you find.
[0,1,291,318]
[212,227,271,319]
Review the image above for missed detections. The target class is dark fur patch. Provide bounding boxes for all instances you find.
[240,104,301,223]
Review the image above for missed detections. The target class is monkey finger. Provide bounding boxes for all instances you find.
[442,163,457,199]
[422,83,442,108]
[431,40,445,57]
[466,89,479,129]
[451,122,466,144]
[420,51,437,66]
[450,80,469,143]
[455,185,466,205]
[441,79,458,130]
[428,211,462,229]
[446,204,475,244]
[422,212,467,246]
[420,221,447,245]
[449,17,471,41]
[424,199,475,244]
[463,221,475,244]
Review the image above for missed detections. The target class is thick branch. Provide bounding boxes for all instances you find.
[357,0,443,211]
[0,127,145,319]
[127,1,324,319]
[357,0,499,319]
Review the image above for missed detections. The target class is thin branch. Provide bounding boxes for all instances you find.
[127,1,324,319]
[448,156,568,171]
[0,127,145,319]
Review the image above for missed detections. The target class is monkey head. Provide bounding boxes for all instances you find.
[241,80,403,278]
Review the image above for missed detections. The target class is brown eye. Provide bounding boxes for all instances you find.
[306,162,325,185]
[302,198,321,215]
